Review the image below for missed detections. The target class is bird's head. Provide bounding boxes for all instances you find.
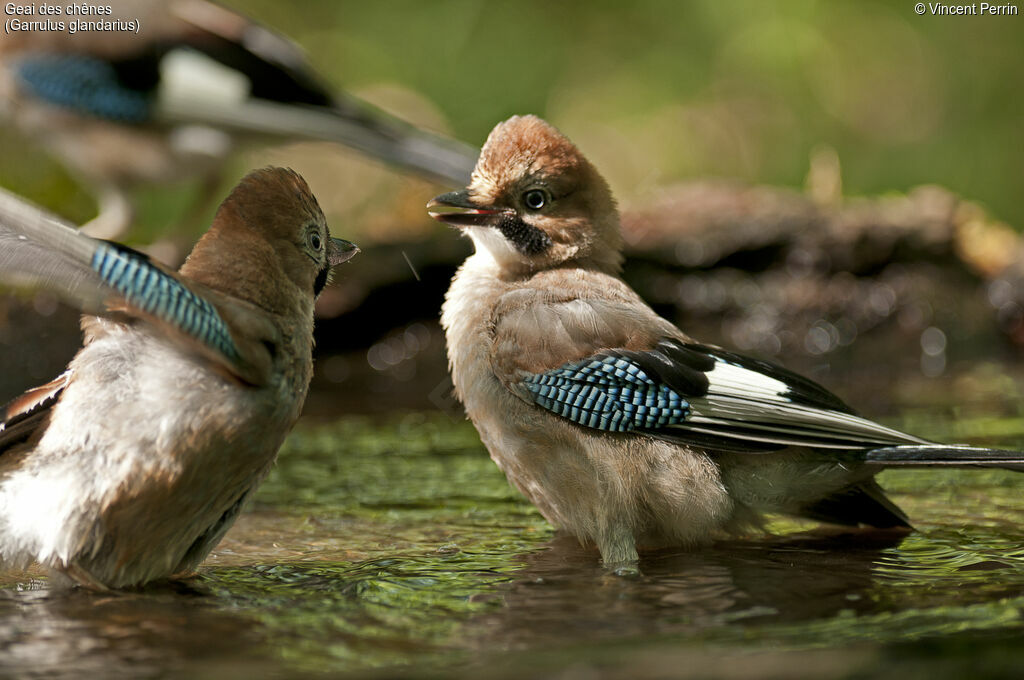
[181,167,357,313]
[428,115,622,276]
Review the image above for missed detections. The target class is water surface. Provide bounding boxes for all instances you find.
[2,384,1024,679]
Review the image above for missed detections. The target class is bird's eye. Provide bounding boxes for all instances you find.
[308,231,323,251]
[523,189,548,211]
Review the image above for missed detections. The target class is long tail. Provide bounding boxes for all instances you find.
[865,445,1024,472]
[156,95,478,187]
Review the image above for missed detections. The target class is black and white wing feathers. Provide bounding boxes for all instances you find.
[519,338,927,452]
[9,1,477,186]
[0,371,71,455]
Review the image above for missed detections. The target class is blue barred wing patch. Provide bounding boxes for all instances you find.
[17,56,151,123]
[521,355,690,432]
[90,244,240,362]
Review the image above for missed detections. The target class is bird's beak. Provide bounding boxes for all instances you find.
[327,238,359,266]
[427,189,507,227]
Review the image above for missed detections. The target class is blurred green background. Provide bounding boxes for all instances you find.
[1,0,1021,244]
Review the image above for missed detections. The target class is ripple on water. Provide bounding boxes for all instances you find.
[1,411,1024,678]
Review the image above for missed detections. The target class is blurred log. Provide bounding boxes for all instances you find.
[620,180,1024,361]
[4,179,1023,414]
[315,179,1023,352]
[309,179,1024,414]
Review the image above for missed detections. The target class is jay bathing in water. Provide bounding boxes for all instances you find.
[429,114,1024,570]
[0,167,357,589]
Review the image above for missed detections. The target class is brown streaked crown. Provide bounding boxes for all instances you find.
[432,115,623,274]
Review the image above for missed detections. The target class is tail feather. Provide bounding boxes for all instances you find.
[156,97,479,187]
[799,480,912,529]
[865,445,1024,472]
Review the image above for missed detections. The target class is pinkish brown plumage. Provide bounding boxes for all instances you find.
[0,167,357,589]
[432,115,1024,571]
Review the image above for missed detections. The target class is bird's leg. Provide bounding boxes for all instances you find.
[596,524,641,576]
[62,563,112,592]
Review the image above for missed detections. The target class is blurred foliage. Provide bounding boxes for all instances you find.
[1,0,1021,245]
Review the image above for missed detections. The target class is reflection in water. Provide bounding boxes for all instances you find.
[0,581,275,680]
[466,530,904,651]
[1,414,1023,678]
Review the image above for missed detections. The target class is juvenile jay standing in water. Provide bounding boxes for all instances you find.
[0,0,477,239]
[430,115,1024,570]
[0,166,357,589]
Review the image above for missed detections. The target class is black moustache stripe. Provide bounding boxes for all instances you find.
[314,265,330,296]
[497,214,552,255]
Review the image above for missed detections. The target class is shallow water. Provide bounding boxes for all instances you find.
[2,392,1024,679]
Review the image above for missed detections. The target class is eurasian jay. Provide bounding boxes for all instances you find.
[430,115,1023,570]
[0,166,357,588]
[0,0,477,239]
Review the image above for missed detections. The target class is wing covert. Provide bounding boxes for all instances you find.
[522,353,691,432]
[0,189,261,382]
[516,338,927,452]
[91,242,241,364]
